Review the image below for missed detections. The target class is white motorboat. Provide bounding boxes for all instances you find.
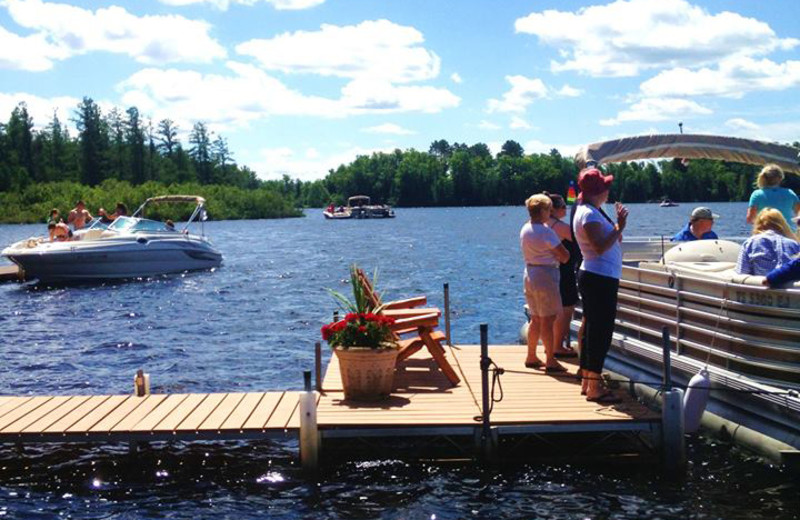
[2,195,222,282]
[523,134,800,464]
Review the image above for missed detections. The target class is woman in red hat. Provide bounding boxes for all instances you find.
[572,168,628,403]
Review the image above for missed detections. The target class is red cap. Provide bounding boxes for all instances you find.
[578,168,613,196]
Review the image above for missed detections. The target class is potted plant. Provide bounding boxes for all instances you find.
[322,265,398,401]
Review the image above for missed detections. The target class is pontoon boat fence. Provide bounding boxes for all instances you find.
[575,134,800,173]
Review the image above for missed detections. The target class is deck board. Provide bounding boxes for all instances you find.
[21,396,92,433]
[266,392,299,429]
[110,395,168,432]
[241,392,283,430]
[131,394,189,432]
[0,397,53,431]
[199,393,245,431]
[2,396,73,433]
[67,396,130,433]
[175,393,226,431]
[45,396,111,433]
[153,394,208,432]
[220,393,265,430]
[0,397,33,421]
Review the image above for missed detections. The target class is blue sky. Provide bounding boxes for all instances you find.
[1,0,799,181]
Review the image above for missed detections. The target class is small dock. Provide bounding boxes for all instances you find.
[0,344,665,466]
[0,264,22,282]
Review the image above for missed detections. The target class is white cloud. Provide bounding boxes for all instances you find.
[600,97,712,126]
[524,139,581,157]
[0,92,82,131]
[725,118,760,132]
[722,118,800,143]
[640,57,800,99]
[251,145,395,181]
[0,24,67,71]
[159,0,325,9]
[555,84,582,97]
[362,123,415,135]
[509,116,531,130]
[0,0,225,71]
[487,75,582,113]
[479,120,501,130]
[116,62,459,133]
[515,0,798,77]
[236,20,440,83]
[450,72,463,84]
[487,75,548,113]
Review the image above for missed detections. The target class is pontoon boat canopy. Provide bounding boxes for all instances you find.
[575,134,800,173]
[348,195,371,205]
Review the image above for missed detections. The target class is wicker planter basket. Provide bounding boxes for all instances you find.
[334,347,398,401]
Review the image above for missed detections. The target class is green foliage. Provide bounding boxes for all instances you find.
[0,180,302,223]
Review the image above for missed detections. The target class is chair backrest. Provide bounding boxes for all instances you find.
[355,268,383,309]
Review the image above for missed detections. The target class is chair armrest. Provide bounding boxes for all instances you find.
[389,312,439,331]
[383,296,428,309]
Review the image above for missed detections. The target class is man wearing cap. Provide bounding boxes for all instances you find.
[672,207,719,241]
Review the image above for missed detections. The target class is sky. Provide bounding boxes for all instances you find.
[1,0,799,181]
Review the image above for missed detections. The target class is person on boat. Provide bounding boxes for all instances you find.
[671,207,720,241]
[96,208,114,224]
[747,164,800,232]
[544,192,580,359]
[165,219,176,231]
[736,208,800,276]
[67,200,93,231]
[47,208,61,226]
[764,215,800,287]
[520,193,570,373]
[50,221,72,242]
[112,202,128,219]
[572,167,628,404]
[326,203,335,213]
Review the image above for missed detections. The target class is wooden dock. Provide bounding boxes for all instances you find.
[0,264,22,282]
[318,345,659,438]
[0,344,663,463]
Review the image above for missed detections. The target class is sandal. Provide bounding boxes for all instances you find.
[524,360,543,369]
[544,365,568,374]
[585,391,621,404]
[554,347,578,359]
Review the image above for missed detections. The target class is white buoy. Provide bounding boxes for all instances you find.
[683,368,710,433]
[299,371,319,471]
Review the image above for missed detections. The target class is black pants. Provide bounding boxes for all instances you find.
[578,270,619,374]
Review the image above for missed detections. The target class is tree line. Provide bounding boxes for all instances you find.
[0,98,304,222]
[307,139,800,208]
[2,99,798,222]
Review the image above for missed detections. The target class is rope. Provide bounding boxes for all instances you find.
[472,360,505,422]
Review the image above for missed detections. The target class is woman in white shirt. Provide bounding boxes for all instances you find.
[572,168,628,404]
[520,194,570,373]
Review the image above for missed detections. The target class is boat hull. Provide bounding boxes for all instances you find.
[4,238,222,282]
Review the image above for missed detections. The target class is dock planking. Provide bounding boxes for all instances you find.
[0,391,301,443]
[0,345,659,446]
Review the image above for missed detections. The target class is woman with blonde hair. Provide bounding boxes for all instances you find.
[746,164,800,232]
[520,193,570,373]
[736,208,800,276]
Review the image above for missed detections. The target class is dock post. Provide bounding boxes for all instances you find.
[660,327,686,474]
[444,283,452,346]
[299,371,320,472]
[479,323,496,460]
[315,342,323,392]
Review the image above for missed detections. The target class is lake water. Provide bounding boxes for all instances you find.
[0,202,797,519]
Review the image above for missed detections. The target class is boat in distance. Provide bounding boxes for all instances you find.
[2,195,222,282]
[323,195,395,219]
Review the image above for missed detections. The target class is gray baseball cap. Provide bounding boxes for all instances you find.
[691,207,720,220]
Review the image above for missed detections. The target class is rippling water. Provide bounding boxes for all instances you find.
[0,203,797,519]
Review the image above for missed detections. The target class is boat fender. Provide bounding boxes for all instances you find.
[683,368,710,433]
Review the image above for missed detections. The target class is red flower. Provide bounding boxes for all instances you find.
[358,325,367,333]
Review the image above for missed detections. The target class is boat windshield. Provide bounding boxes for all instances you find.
[108,217,176,233]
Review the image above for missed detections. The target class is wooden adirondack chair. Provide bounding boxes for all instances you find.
[355,268,434,317]
[389,312,460,386]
